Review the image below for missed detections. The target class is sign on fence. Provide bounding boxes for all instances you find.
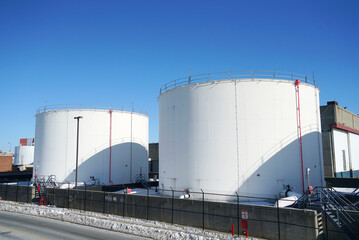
[241,209,248,219]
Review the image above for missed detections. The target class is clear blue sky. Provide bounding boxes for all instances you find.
[1,0,358,151]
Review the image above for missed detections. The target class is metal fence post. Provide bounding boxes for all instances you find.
[103,191,106,214]
[201,189,205,231]
[5,181,7,200]
[4,179,8,201]
[122,191,126,217]
[146,188,149,220]
[15,179,18,202]
[53,185,55,205]
[26,180,30,203]
[84,182,87,212]
[276,196,281,240]
[123,189,126,217]
[236,192,239,237]
[170,187,174,224]
[67,182,70,208]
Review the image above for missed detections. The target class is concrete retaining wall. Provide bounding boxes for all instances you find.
[46,188,319,240]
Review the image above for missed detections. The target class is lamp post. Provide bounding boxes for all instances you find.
[8,142,11,152]
[74,116,83,188]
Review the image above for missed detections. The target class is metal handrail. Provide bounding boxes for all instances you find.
[324,198,357,233]
[159,70,317,95]
[292,186,358,233]
[315,188,357,229]
[36,104,147,116]
[329,188,359,211]
[315,187,359,211]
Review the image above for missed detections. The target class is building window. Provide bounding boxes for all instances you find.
[342,150,347,171]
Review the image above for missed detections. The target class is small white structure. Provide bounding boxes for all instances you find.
[14,146,34,165]
[13,138,35,171]
[159,71,325,200]
[33,106,149,185]
[332,129,359,177]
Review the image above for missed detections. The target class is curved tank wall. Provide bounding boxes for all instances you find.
[14,146,34,165]
[33,109,148,185]
[159,77,325,199]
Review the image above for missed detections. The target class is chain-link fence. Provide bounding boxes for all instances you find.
[0,180,34,203]
[0,182,353,240]
[44,183,321,240]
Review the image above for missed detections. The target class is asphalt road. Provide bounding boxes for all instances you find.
[0,211,150,240]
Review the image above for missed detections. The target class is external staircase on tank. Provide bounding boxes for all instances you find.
[132,173,151,189]
[34,175,57,200]
[292,187,359,240]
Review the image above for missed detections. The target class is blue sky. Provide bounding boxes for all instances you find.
[1,0,358,151]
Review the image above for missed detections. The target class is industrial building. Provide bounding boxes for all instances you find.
[148,143,159,180]
[33,106,149,185]
[159,71,325,199]
[14,138,34,171]
[321,101,359,178]
[0,151,13,172]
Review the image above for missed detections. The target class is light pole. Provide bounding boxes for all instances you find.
[74,116,83,188]
[8,142,11,152]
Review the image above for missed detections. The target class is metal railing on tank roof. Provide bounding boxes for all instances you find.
[159,70,316,95]
[36,104,147,115]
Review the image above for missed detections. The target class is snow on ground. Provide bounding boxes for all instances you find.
[115,188,161,196]
[2,181,31,186]
[118,188,275,207]
[333,187,358,194]
[240,201,274,207]
[0,200,259,240]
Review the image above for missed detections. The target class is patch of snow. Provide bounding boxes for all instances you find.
[118,188,274,208]
[240,201,274,207]
[333,187,357,194]
[115,188,161,196]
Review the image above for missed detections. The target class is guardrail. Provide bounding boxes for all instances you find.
[36,104,147,115]
[159,70,316,95]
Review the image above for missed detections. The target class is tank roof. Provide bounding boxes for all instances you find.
[159,70,317,95]
[36,104,148,117]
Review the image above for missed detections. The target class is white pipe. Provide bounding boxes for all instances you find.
[276,189,302,207]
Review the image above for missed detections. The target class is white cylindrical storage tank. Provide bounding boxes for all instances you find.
[14,146,34,165]
[33,107,148,185]
[159,71,325,200]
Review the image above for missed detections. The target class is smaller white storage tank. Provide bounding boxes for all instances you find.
[33,105,149,185]
[14,146,34,166]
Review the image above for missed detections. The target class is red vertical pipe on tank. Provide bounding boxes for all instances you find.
[109,109,114,185]
[295,79,305,194]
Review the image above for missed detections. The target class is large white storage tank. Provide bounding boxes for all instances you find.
[33,106,148,185]
[159,71,325,199]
